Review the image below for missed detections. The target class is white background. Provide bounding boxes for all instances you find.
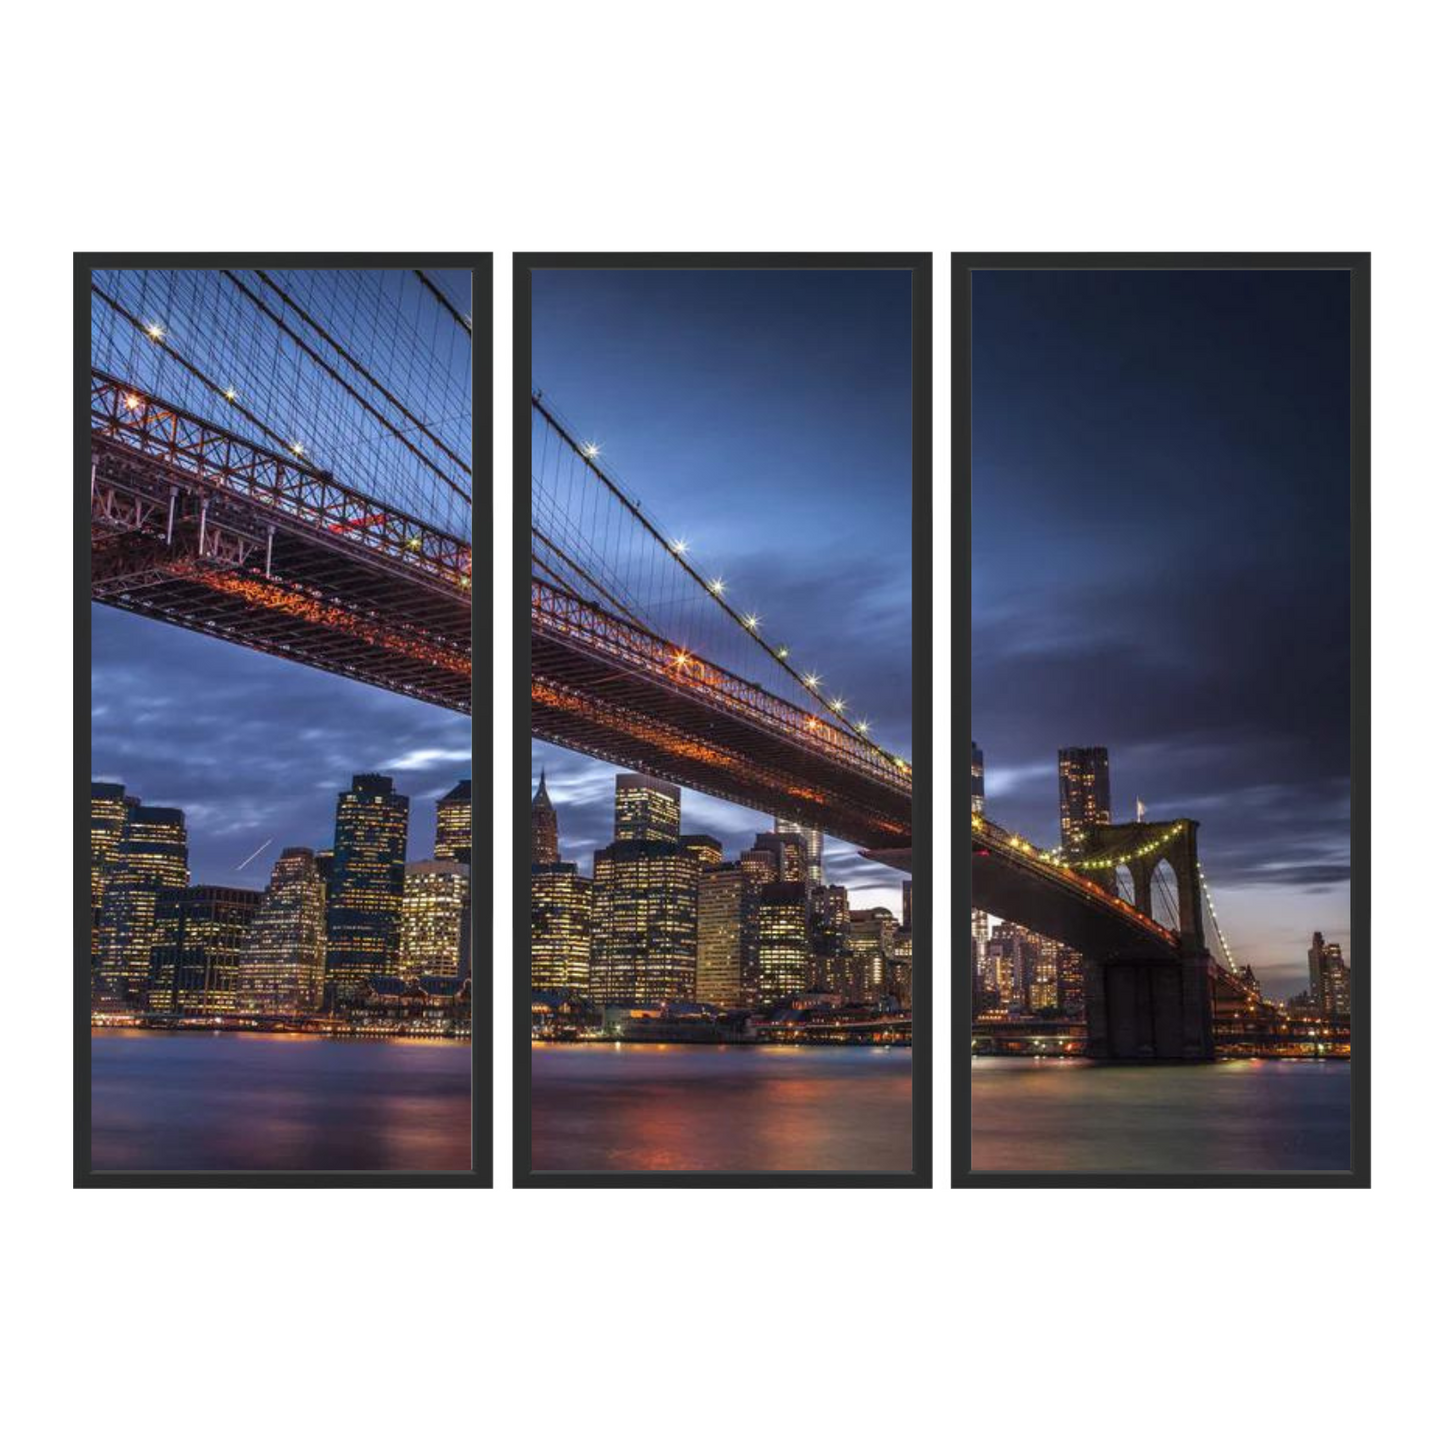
[5,3,1440,1440]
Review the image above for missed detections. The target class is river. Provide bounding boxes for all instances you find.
[531,1042,913,1173]
[971,1057,1352,1173]
[91,1029,472,1172]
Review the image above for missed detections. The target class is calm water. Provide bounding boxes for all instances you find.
[972,1058,1351,1173]
[91,1030,471,1171]
[532,1043,913,1172]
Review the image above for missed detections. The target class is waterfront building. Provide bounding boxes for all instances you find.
[983,927,1026,1014]
[147,885,261,1015]
[970,742,989,983]
[1059,745,1112,854]
[238,847,328,1014]
[774,814,825,888]
[531,861,592,993]
[738,845,779,1005]
[614,773,682,843]
[96,803,190,1004]
[400,860,471,980]
[591,839,698,1003]
[90,781,136,973]
[758,881,810,1005]
[889,929,913,1008]
[531,771,559,864]
[848,907,898,1003]
[324,774,409,1005]
[435,779,472,864]
[808,884,851,992]
[1308,931,1352,1017]
[697,862,745,1007]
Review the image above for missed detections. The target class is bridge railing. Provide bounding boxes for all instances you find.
[92,372,471,591]
[533,578,913,794]
[972,814,1178,946]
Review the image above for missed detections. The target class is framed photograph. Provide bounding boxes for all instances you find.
[76,255,490,1186]
[515,254,932,1186]
[956,253,1369,1186]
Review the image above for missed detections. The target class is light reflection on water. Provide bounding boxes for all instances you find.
[91,1029,471,1172]
[531,1043,913,1173]
[971,1057,1351,1173]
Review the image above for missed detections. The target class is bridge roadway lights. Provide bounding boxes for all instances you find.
[1083,951,1215,1061]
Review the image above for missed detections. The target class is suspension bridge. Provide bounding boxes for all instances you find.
[530,392,914,860]
[88,268,473,711]
[972,810,1255,1059]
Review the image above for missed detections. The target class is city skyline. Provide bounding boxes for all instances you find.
[971,269,1351,995]
[531,267,914,916]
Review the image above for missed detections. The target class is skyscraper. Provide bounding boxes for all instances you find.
[90,781,136,973]
[591,840,698,1003]
[757,881,810,1005]
[1308,931,1351,1017]
[324,774,409,1005]
[147,885,260,1015]
[96,803,190,1004]
[750,831,808,885]
[774,815,825,888]
[531,862,592,993]
[970,742,989,989]
[400,860,471,980]
[681,834,724,866]
[239,847,329,1014]
[435,779,472,865]
[697,862,745,1007]
[1059,746,1111,854]
[531,772,559,864]
[614,774,681,843]
[848,907,898,1003]
[808,884,851,993]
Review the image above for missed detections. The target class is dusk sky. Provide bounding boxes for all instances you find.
[971,269,1351,994]
[91,269,471,893]
[531,268,914,913]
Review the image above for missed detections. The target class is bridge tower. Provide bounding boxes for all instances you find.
[1077,819,1214,1061]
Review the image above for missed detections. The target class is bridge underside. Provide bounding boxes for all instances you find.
[91,432,470,713]
[532,622,911,853]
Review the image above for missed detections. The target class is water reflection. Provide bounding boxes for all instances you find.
[92,1030,471,1171]
[531,1043,912,1173]
[971,1057,1351,1173]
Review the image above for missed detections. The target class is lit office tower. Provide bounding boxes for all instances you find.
[1059,746,1111,854]
[682,834,724,866]
[531,772,559,864]
[1308,932,1352,1017]
[757,882,810,1005]
[902,880,913,931]
[238,848,329,1014]
[96,803,190,1004]
[90,781,136,972]
[751,831,808,885]
[435,779,472,864]
[970,743,989,985]
[614,773,682,843]
[324,774,409,1005]
[774,815,825,889]
[400,861,471,980]
[808,884,851,992]
[147,885,261,1015]
[848,908,898,1003]
[591,840,699,1003]
[738,843,780,1005]
[697,863,745,1007]
[531,862,592,993]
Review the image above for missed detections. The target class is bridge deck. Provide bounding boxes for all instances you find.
[532,581,911,850]
[90,374,470,713]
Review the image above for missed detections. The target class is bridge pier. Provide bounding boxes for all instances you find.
[1083,953,1215,1061]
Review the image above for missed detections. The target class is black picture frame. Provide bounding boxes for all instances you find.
[75,252,492,1188]
[514,252,933,1188]
[953,252,1370,1188]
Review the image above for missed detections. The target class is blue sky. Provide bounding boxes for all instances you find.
[971,268,1352,995]
[531,268,915,914]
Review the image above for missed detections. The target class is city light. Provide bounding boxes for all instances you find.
[671,538,688,554]
[224,387,237,402]
[857,719,870,733]
[290,441,305,456]
[743,614,760,630]
[123,393,142,411]
[145,323,164,341]
[804,673,821,689]
[708,578,725,594]
[776,646,789,659]
[582,441,600,459]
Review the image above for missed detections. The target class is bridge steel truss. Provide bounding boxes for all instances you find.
[532,578,913,851]
[89,372,471,713]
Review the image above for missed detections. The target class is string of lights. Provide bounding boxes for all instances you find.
[1070,821,1188,871]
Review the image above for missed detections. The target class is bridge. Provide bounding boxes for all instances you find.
[89,268,472,711]
[972,812,1246,1060]
[530,392,913,858]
